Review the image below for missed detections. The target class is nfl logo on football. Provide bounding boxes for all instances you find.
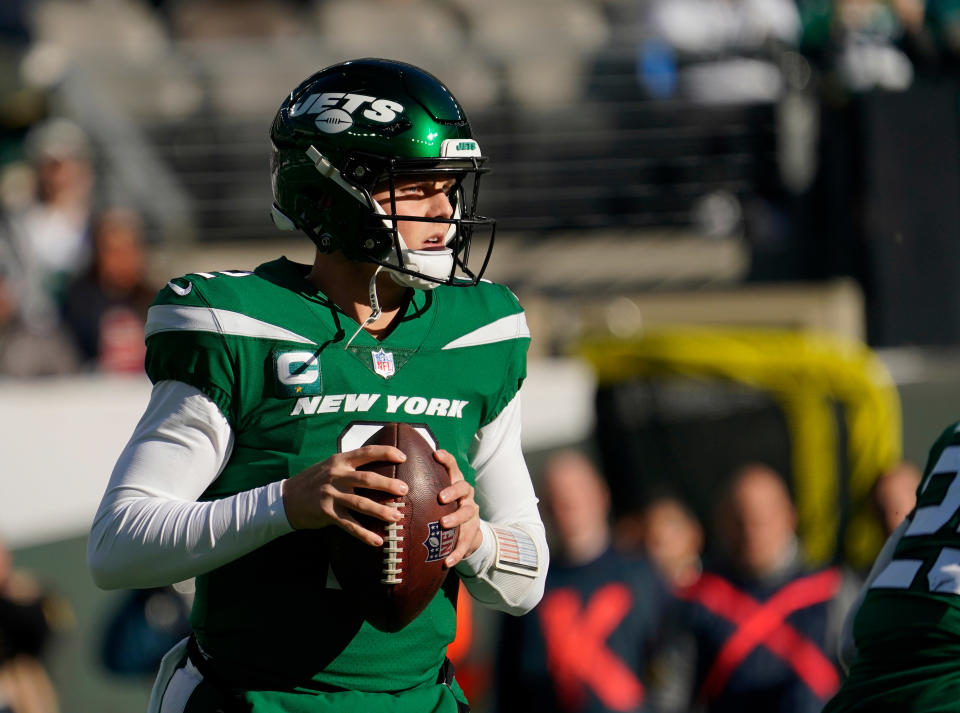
[423,521,456,562]
[371,348,395,378]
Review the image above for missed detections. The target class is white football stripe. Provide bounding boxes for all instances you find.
[146,304,315,345]
[441,312,530,350]
[413,426,437,450]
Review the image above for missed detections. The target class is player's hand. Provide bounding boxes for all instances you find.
[282,445,409,547]
[435,449,483,568]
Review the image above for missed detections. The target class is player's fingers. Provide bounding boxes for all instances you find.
[338,491,405,523]
[340,444,406,467]
[439,479,472,505]
[335,510,384,547]
[433,449,462,481]
[435,450,469,505]
[441,498,479,529]
[445,522,480,568]
[345,469,409,496]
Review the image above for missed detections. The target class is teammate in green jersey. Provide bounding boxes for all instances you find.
[824,422,960,712]
[87,58,549,713]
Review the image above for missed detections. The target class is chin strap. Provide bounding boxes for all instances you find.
[344,266,384,349]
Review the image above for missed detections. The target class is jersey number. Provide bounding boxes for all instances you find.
[871,443,960,594]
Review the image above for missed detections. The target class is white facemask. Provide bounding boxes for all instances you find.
[373,199,459,290]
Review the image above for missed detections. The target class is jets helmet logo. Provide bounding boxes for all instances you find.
[289,92,405,134]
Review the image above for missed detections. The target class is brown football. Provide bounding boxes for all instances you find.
[328,422,459,632]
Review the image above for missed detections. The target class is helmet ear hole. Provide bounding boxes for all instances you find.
[302,185,331,210]
[341,156,381,189]
[359,226,395,258]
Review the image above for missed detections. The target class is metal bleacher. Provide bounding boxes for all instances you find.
[29,0,785,294]
[140,93,777,240]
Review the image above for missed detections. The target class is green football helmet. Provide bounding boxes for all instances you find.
[270,58,495,289]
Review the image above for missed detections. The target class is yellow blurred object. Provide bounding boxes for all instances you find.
[579,327,902,569]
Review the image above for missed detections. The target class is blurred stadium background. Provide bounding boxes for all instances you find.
[1,0,960,709]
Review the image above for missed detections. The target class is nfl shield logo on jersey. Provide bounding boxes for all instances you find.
[371,348,395,379]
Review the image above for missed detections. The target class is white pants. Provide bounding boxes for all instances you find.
[146,638,203,713]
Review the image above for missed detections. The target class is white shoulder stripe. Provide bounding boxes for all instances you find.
[442,312,530,350]
[145,304,315,345]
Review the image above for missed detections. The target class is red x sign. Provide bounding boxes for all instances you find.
[677,568,842,702]
[538,583,645,712]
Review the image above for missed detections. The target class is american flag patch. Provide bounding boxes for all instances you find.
[493,526,539,578]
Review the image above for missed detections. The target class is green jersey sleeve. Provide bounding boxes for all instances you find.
[144,276,240,424]
[433,281,531,428]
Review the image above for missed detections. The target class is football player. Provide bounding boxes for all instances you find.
[87,58,548,713]
[824,425,960,712]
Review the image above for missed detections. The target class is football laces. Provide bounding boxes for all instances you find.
[381,500,405,584]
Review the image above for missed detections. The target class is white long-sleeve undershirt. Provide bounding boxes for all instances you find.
[88,380,547,615]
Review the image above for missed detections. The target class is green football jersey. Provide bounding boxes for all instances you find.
[144,257,530,695]
[824,422,960,712]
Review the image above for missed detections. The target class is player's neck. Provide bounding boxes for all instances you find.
[308,252,410,336]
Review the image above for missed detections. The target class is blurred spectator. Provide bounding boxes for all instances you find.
[639,0,802,102]
[4,118,96,311]
[98,583,192,678]
[652,463,860,713]
[831,0,916,90]
[60,208,155,373]
[0,244,80,378]
[496,450,668,713]
[0,539,59,713]
[620,493,705,591]
[795,0,960,89]
[871,460,921,537]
